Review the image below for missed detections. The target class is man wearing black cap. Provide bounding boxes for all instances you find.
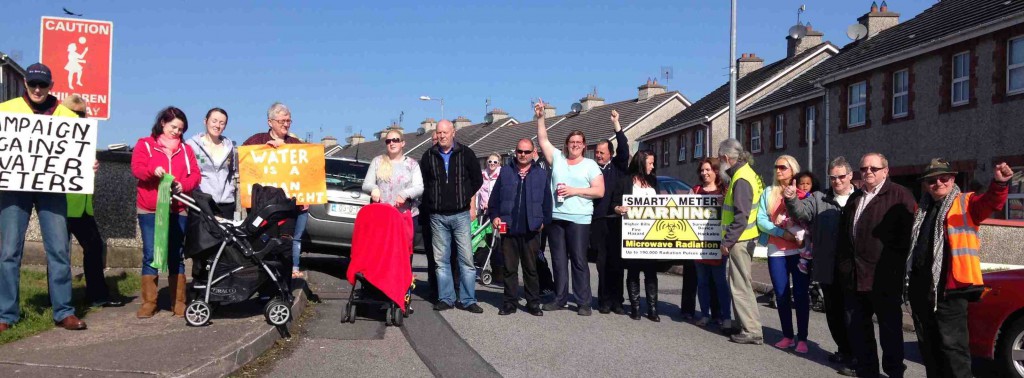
[0,63,87,333]
[905,159,1011,378]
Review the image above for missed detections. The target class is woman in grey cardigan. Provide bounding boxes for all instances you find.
[362,129,424,219]
[186,108,237,218]
[783,156,860,368]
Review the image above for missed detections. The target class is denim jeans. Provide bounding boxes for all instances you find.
[0,192,75,323]
[138,213,187,276]
[768,254,810,340]
[547,220,591,308]
[430,211,476,306]
[695,261,731,322]
[292,211,308,271]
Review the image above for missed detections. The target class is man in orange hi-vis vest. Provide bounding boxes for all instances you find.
[905,158,1012,378]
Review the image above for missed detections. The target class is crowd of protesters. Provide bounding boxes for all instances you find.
[0,66,1014,378]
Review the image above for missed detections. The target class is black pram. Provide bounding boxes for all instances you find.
[179,184,297,332]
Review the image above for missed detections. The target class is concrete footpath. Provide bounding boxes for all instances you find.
[0,276,308,378]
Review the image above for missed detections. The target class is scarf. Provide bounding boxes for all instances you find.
[157,134,181,155]
[907,184,960,310]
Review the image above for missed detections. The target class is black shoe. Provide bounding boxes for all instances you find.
[610,304,626,315]
[729,333,764,345]
[462,303,484,314]
[836,367,857,377]
[527,306,544,316]
[828,352,850,364]
[577,306,592,316]
[542,302,564,311]
[433,302,453,311]
[598,305,611,314]
[498,304,517,315]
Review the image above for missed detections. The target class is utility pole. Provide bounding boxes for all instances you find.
[728,0,738,140]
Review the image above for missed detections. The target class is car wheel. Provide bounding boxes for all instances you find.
[998,316,1024,378]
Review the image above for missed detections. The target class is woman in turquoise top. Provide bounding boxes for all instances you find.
[534,99,605,316]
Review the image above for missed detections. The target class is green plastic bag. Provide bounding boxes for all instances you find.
[151,174,176,273]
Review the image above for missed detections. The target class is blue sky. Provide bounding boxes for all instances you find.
[1,0,935,147]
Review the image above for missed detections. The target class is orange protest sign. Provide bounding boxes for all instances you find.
[238,144,327,208]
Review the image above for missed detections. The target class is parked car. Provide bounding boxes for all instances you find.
[303,157,424,255]
[968,268,1024,377]
[656,176,693,194]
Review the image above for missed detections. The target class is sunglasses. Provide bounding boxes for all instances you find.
[828,173,850,181]
[860,166,884,173]
[925,175,954,185]
[774,165,790,171]
[515,149,533,155]
[487,160,499,164]
[27,81,50,89]
[384,138,402,145]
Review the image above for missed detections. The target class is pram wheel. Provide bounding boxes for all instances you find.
[185,301,212,327]
[346,302,357,323]
[392,306,404,327]
[264,298,291,326]
[480,269,493,286]
[385,306,394,326]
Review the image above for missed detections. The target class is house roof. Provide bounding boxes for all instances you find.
[470,91,687,157]
[742,0,1024,116]
[404,116,519,158]
[0,51,26,76]
[329,117,520,161]
[820,0,1024,84]
[639,43,837,141]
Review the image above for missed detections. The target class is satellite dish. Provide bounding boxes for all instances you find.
[788,24,807,39]
[570,103,583,114]
[416,127,426,136]
[846,23,868,41]
[484,113,494,124]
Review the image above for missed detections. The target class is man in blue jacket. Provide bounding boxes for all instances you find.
[489,139,552,316]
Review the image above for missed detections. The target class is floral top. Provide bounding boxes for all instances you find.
[362,155,424,216]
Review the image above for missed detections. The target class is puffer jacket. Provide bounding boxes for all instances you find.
[130,136,202,213]
[785,188,861,285]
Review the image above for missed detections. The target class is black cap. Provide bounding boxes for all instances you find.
[25,63,52,85]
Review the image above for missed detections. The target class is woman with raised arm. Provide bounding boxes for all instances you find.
[534,99,604,316]
[611,150,662,321]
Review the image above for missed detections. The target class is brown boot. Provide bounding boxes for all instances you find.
[136,275,158,318]
[169,274,187,317]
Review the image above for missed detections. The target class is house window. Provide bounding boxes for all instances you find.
[848,82,867,127]
[1009,36,1024,95]
[952,51,970,105]
[693,129,705,159]
[893,69,909,117]
[661,139,669,166]
[750,121,762,153]
[805,106,816,143]
[774,115,784,149]
[677,133,687,162]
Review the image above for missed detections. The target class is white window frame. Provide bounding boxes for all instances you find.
[1009,36,1024,95]
[848,82,866,127]
[750,121,762,153]
[677,133,687,162]
[661,139,669,166]
[805,106,816,144]
[693,129,705,159]
[892,69,909,118]
[952,51,970,106]
[774,115,784,149]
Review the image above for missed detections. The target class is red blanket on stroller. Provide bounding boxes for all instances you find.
[347,204,414,312]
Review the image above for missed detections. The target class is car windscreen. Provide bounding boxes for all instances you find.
[325,159,369,190]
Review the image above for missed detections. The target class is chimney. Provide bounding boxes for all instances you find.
[787,24,824,58]
[346,133,365,146]
[388,121,404,134]
[638,79,667,102]
[420,117,437,131]
[321,136,338,148]
[544,103,557,118]
[858,1,899,40]
[486,108,509,123]
[737,53,765,79]
[453,116,472,130]
[579,93,605,112]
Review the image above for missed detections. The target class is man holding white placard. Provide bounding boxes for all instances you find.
[0,63,87,333]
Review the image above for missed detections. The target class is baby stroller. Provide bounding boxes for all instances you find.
[179,185,298,333]
[471,215,499,286]
[342,204,415,326]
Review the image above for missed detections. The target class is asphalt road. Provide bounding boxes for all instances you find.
[262,251,929,377]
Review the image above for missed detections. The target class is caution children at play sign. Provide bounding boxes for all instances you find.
[620,194,723,259]
[40,17,113,120]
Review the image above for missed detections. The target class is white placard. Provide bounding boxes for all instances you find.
[621,194,723,259]
[0,112,97,193]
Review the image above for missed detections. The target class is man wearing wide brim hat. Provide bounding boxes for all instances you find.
[905,158,1013,377]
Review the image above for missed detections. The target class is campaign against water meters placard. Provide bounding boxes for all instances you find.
[0,112,97,194]
[621,194,723,259]
[238,144,327,207]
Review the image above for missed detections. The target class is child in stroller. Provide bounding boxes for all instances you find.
[179,184,298,330]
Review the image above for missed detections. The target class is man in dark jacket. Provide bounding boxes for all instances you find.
[592,110,629,315]
[489,139,552,316]
[785,156,860,367]
[421,120,484,313]
[836,152,916,378]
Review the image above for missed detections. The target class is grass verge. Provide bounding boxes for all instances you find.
[0,269,140,345]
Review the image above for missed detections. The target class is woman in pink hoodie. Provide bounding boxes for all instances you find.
[130,106,201,319]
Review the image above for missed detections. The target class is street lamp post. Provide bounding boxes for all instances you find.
[419,95,445,121]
